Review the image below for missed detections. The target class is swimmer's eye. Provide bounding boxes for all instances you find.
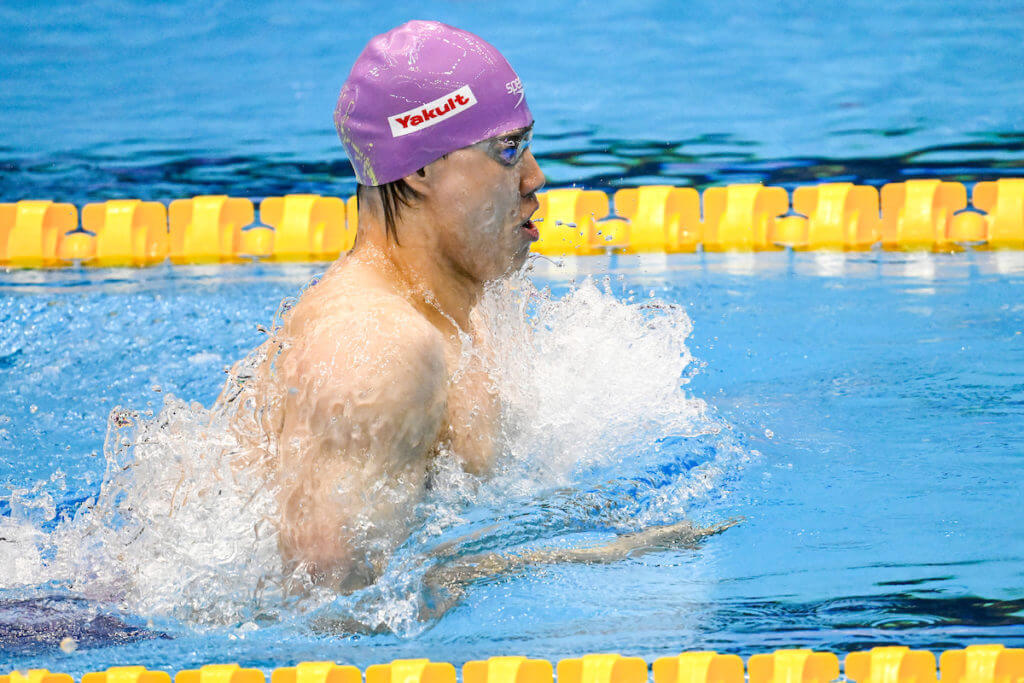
[484,128,533,166]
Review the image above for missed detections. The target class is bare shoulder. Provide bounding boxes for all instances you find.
[292,259,439,342]
[279,274,448,414]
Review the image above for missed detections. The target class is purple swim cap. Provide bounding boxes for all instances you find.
[334,20,533,186]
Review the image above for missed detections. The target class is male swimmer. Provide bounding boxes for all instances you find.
[224,21,734,602]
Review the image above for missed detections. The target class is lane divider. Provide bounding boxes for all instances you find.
[168,196,254,264]
[463,657,552,683]
[748,650,838,683]
[2,645,1022,683]
[2,180,1024,267]
[273,663,360,683]
[83,668,171,683]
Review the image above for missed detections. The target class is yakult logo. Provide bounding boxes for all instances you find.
[388,85,477,137]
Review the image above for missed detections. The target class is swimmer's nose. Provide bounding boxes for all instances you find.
[520,148,545,197]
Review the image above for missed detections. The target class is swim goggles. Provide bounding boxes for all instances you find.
[479,126,533,166]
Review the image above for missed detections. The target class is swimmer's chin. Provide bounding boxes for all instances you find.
[496,249,537,279]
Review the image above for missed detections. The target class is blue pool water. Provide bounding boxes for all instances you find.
[1,253,1023,673]
[3,0,1024,674]
[2,0,1023,202]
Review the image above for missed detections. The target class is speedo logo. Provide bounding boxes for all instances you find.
[388,85,477,137]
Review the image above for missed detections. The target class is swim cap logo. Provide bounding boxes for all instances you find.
[505,77,524,107]
[388,85,477,137]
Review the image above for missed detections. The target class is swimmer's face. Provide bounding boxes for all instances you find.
[421,126,545,283]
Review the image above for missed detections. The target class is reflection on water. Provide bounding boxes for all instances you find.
[697,593,1024,654]
[544,133,1024,190]
[0,596,164,656]
[4,133,1024,205]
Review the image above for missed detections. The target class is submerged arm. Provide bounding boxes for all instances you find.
[421,517,741,613]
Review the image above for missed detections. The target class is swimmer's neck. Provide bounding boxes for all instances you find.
[351,212,481,333]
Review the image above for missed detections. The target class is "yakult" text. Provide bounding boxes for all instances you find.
[388,85,478,137]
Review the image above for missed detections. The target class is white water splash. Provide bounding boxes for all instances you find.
[485,275,711,486]
[0,270,748,632]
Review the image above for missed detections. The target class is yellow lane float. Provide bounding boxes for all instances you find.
[3,180,1024,267]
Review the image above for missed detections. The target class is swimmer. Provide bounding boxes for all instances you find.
[223,20,735,600]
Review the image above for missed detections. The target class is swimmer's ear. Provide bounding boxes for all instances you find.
[403,167,430,195]
[402,154,448,196]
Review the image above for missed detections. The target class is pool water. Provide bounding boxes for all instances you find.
[1,252,1022,672]
[3,0,1024,674]
[2,0,1023,202]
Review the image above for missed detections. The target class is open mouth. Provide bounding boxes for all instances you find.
[519,217,539,242]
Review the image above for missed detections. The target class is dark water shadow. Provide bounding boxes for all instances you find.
[2,131,1022,205]
[0,595,167,656]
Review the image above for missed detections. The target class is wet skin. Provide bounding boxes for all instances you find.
[224,139,737,600]
[226,140,545,592]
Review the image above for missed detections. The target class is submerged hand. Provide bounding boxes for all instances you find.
[607,517,742,556]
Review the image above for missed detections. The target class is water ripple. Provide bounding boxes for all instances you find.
[3,132,1024,205]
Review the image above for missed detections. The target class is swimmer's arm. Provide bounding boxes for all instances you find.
[421,518,741,613]
[277,312,448,590]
